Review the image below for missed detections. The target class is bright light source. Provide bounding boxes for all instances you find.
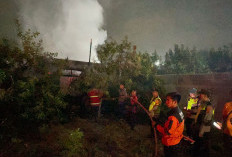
[155,60,160,66]
[213,122,222,130]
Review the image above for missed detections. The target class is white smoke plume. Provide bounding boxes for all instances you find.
[19,0,107,62]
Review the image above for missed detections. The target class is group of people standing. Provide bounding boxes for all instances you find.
[187,88,232,157]
[155,88,232,157]
[116,84,184,156]
[87,85,232,157]
[185,88,214,156]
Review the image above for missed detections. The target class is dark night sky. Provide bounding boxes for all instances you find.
[1,0,232,59]
[99,0,232,55]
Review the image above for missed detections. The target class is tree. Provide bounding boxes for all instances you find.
[160,44,210,74]
[70,37,164,105]
[207,45,232,72]
[0,21,67,145]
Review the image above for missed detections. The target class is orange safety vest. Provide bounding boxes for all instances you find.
[223,102,232,121]
[88,90,101,106]
[222,102,232,136]
[156,106,184,146]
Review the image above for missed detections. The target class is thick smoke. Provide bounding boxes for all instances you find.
[19,0,107,61]
[99,0,232,55]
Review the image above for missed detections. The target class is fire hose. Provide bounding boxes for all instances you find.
[135,100,195,157]
[135,100,158,157]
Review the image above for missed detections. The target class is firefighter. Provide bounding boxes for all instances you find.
[222,98,232,156]
[88,88,102,120]
[185,88,198,138]
[149,89,162,119]
[153,92,184,157]
[149,89,162,137]
[195,89,213,136]
[194,89,213,157]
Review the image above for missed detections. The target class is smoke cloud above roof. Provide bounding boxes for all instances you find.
[1,0,107,61]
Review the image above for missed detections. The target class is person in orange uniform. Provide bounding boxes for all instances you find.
[222,99,232,156]
[154,92,184,157]
[88,88,102,120]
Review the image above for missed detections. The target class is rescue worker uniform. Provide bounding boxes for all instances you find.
[149,96,162,137]
[194,100,213,157]
[156,106,184,157]
[149,96,162,118]
[88,89,102,120]
[185,97,198,137]
[222,102,232,156]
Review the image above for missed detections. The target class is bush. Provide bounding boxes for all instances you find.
[0,21,67,146]
[58,128,86,157]
[69,37,165,119]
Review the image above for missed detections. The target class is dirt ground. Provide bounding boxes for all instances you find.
[0,115,225,157]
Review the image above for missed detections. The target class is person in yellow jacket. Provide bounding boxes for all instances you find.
[149,89,162,118]
[185,88,198,138]
[149,89,162,137]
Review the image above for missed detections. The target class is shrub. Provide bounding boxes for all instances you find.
[0,21,67,146]
[58,128,86,157]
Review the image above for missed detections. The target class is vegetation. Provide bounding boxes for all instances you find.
[70,37,165,107]
[0,21,67,149]
[1,117,158,157]
[0,21,230,156]
[0,23,166,156]
[160,44,232,74]
[0,116,224,157]
[58,128,85,157]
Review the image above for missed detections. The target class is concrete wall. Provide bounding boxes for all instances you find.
[157,72,232,121]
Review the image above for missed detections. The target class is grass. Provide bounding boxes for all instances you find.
[0,115,225,157]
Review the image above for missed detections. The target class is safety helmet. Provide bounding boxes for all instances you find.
[189,88,197,94]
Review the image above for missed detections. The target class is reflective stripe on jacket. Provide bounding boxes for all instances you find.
[156,106,184,146]
[197,101,214,126]
[187,97,199,119]
[88,90,101,106]
[187,98,198,110]
[149,97,162,116]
